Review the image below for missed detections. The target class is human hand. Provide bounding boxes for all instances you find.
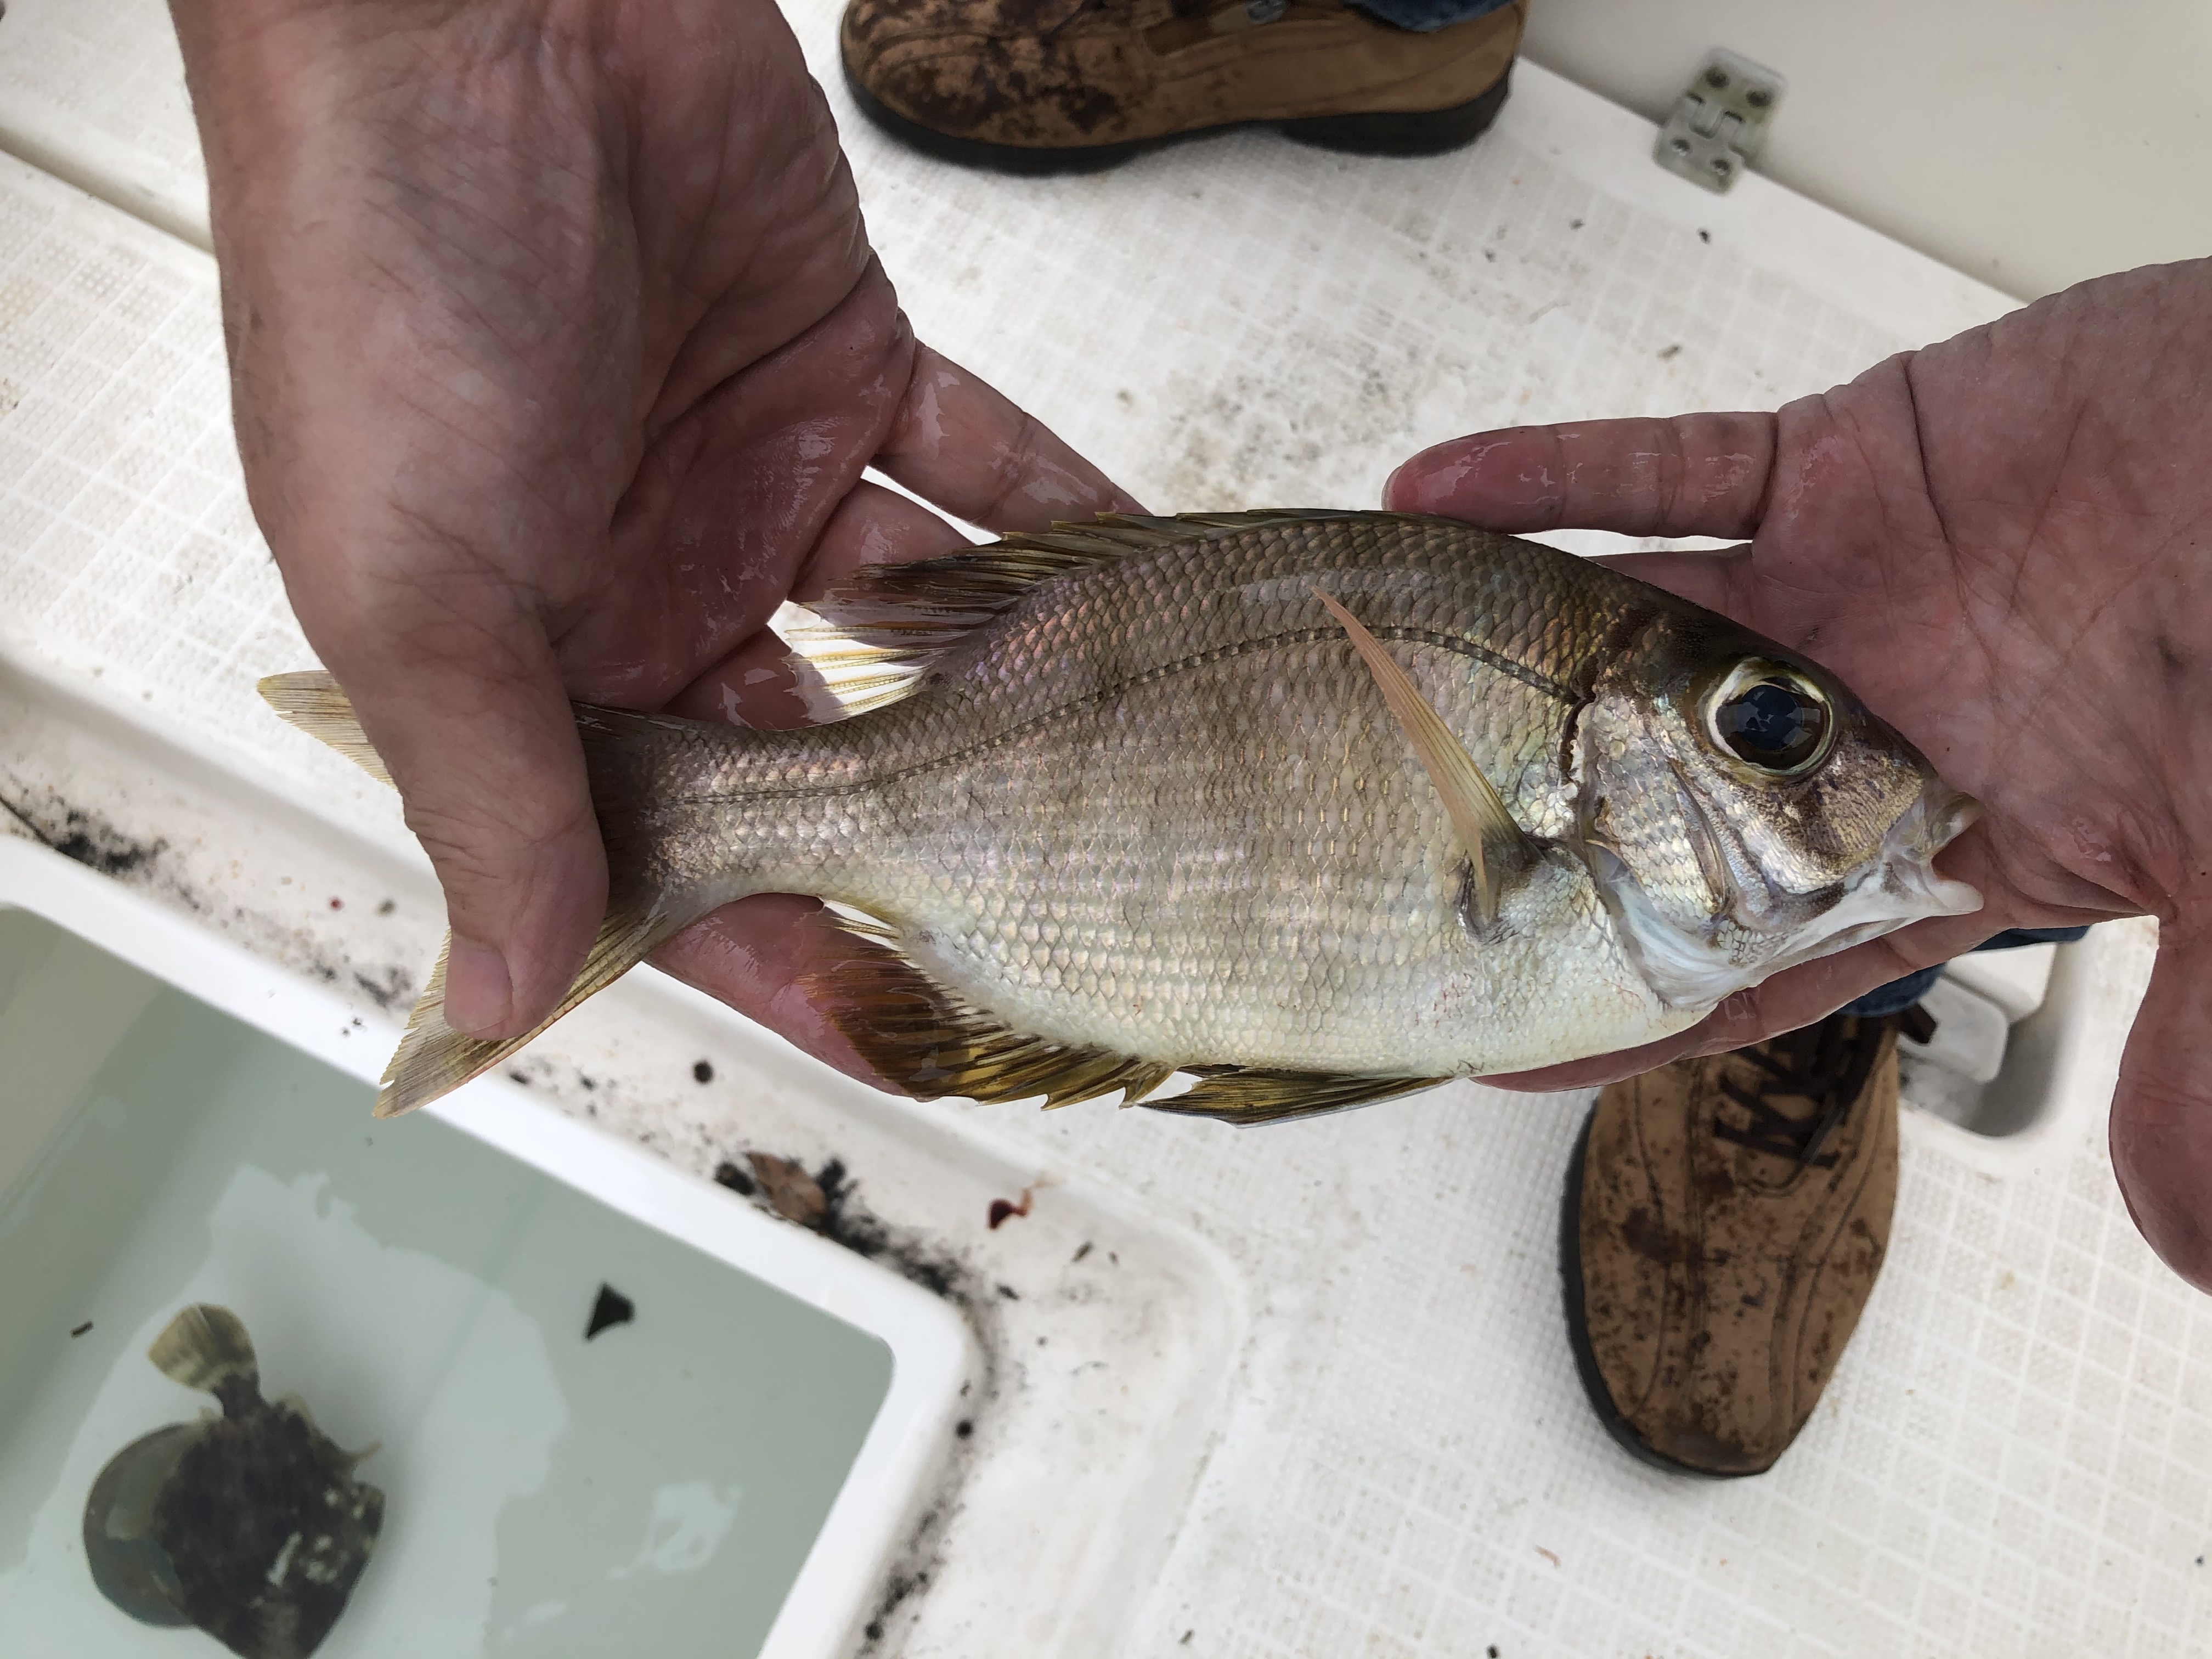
[1386,261,2212,1288]
[171,0,1133,1074]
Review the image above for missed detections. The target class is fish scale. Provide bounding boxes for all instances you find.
[261,510,1981,1120]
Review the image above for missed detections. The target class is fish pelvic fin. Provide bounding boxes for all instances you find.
[257,671,393,784]
[805,913,1179,1108]
[148,1304,258,1396]
[1310,584,1539,927]
[1146,1067,1449,1125]
[781,510,1375,718]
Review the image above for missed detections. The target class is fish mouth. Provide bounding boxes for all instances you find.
[1742,781,1984,982]
[1592,778,1985,1010]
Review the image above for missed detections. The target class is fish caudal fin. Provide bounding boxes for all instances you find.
[374,899,679,1118]
[148,1304,258,1395]
[257,671,393,783]
[259,670,701,1118]
[1310,585,1538,926]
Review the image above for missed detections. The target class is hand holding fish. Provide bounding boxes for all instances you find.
[1389,260,2212,1288]
[168,0,1133,1065]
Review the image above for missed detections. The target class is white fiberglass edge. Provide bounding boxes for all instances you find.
[0,836,974,1659]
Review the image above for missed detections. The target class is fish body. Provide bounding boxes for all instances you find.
[84,1306,383,1659]
[264,511,1978,1120]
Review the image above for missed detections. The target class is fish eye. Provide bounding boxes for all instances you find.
[1705,663,1832,775]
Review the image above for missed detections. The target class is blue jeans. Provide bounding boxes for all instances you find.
[1840,929,2090,1019]
[1348,0,1516,32]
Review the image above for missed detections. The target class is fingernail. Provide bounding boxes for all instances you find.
[443,935,514,1038]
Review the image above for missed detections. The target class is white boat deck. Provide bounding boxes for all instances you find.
[0,2,2200,1655]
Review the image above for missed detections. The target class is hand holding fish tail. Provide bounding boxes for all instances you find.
[173,0,1133,1061]
[1390,258,2212,1289]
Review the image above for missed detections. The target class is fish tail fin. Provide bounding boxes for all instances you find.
[374,899,681,1117]
[261,673,719,1119]
[257,671,393,783]
[148,1305,258,1394]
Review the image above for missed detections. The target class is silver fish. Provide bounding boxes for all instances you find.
[263,510,1979,1121]
[84,1306,383,1659]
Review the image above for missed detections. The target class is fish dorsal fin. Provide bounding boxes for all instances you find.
[781,509,1372,718]
[803,913,1178,1108]
[1310,585,1539,927]
[148,1305,258,1395]
[258,672,393,784]
[1144,1068,1448,1125]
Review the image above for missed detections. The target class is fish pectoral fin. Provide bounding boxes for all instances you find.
[1145,1068,1448,1125]
[375,893,680,1118]
[147,1305,258,1395]
[258,672,393,784]
[804,917,1177,1109]
[1310,585,1538,927]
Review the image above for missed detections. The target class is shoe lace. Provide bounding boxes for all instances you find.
[1708,1012,1909,1168]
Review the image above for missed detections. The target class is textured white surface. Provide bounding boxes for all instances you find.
[0,6,2204,1658]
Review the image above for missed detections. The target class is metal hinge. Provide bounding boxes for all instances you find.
[1654,49,1784,194]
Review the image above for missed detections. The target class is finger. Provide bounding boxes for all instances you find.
[2108,924,2212,1292]
[305,581,605,1043]
[876,345,1145,531]
[663,480,973,727]
[1384,413,1778,540]
[650,895,898,1091]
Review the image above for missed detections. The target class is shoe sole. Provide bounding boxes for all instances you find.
[1558,1105,1759,1481]
[842,61,1514,176]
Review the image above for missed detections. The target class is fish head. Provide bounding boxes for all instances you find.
[1575,611,1980,1008]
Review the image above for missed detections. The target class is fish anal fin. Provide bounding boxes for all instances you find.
[376,896,679,1118]
[1310,584,1538,926]
[148,1305,258,1395]
[804,920,1175,1109]
[1143,1068,1448,1126]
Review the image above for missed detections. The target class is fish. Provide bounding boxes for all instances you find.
[261,510,1980,1122]
[83,1305,383,1659]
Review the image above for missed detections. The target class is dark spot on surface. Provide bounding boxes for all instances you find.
[584,1285,634,1340]
[988,1186,1034,1229]
[376,898,396,915]
[1570,218,1584,229]
[1071,1241,1092,1263]
[1180,1633,1194,1646]
[71,1321,92,1338]
[1698,228,1711,242]
[713,1160,757,1197]
[579,1074,597,1090]
[1658,343,1682,360]
[328,897,343,910]
[1621,1206,1673,1264]
[1489,1647,1502,1657]
[692,1060,714,1084]
[996,1284,1019,1300]
[2155,635,2188,680]
[507,1070,529,1086]
[0,790,163,878]
[350,967,410,1012]
[954,1419,973,1439]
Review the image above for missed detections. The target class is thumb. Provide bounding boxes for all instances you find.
[2108,923,2212,1292]
[321,607,605,1043]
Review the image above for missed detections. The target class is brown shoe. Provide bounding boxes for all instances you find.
[1562,1011,1918,1477]
[839,0,1525,172]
